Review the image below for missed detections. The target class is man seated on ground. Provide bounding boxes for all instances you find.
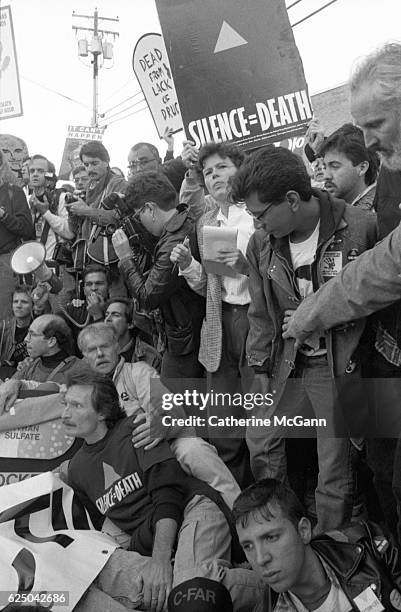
[78,322,241,509]
[320,123,379,210]
[104,297,161,371]
[0,314,81,413]
[63,369,263,612]
[0,284,33,378]
[234,478,401,612]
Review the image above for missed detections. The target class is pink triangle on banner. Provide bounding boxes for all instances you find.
[214,21,248,53]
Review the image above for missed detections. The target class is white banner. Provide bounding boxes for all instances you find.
[0,472,117,611]
[0,5,23,120]
[133,32,183,137]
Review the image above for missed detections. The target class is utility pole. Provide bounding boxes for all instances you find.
[72,8,119,127]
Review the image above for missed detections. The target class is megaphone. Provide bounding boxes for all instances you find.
[11,241,52,281]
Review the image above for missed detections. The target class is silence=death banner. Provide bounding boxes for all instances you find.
[156,0,312,150]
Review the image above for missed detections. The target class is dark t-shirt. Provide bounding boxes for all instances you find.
[68,417,187,555]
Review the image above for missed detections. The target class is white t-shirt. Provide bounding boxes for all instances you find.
[289,222,326,356]
[288,582,352,612]
[289,221,320,301]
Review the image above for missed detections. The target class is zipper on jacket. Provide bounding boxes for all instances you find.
[270,250,302,302]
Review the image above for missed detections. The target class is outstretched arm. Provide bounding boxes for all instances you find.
[283,223,401,341]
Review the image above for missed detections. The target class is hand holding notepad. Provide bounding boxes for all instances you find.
[202,225,239,277]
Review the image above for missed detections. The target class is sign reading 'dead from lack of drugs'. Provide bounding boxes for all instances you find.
[0,6,23,120]
[133,32,183,137]
[156,0,312,150]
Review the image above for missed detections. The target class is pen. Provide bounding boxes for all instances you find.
[172,235,190,273]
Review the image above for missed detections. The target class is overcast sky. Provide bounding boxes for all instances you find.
[1,0,401,173]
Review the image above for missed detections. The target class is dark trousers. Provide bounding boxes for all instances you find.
[161,348,204,380]
[206,303,254,489]
[365,350,401,543]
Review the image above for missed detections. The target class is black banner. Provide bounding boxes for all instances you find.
[156,0,312,150]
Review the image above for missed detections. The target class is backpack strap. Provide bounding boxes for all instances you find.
[45,356,76,382]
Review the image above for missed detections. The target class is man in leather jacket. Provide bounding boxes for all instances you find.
[234,479,401,612]
[112,171,205,379]
[231,145,377,532]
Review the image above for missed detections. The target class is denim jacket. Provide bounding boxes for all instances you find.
[246,190,377,399]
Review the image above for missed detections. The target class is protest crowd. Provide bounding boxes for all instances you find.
[3,39,401,612]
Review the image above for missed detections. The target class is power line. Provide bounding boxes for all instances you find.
[291,0,339,28]
[286,0,304,9]
[21,75,92,109]
[99,104,149,128]
[99,97,146,123]
[100,90,143,116]
[100,97,146,122]
[101,78,133,104]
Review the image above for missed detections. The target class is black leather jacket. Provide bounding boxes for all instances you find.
[254,522,401,611]
[119,203,205,357]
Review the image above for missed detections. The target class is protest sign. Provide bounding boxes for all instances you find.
[133,32,183,137]
[0,393,81,488]
[58,125,106,180]
[0,6,23,120]
[156,0,312,150]
[0,473,116,611]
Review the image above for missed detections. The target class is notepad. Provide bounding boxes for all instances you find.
[203,225,238,277]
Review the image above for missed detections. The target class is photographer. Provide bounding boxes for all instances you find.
[28,155,75,261]
[71,164,90,193]
[64,142,128,297]
[112,172,205,379]
[65,142,127,241]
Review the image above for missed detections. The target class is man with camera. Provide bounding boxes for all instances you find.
[64,142,128,298]
[65,142,127,242]
[72,164,90,194]
[28,154,75,262]
[112,171,205,380]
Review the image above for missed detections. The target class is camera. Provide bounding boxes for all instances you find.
[53,242,74,266]
[65,191,86,205]
[102,192,155,255]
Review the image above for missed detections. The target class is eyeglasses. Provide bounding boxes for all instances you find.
[246,203,274,221]
[131,202,150,221]
[128,158,157,171]
[26,330,45,339]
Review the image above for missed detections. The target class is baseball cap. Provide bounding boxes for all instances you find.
[168,578,233,612]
